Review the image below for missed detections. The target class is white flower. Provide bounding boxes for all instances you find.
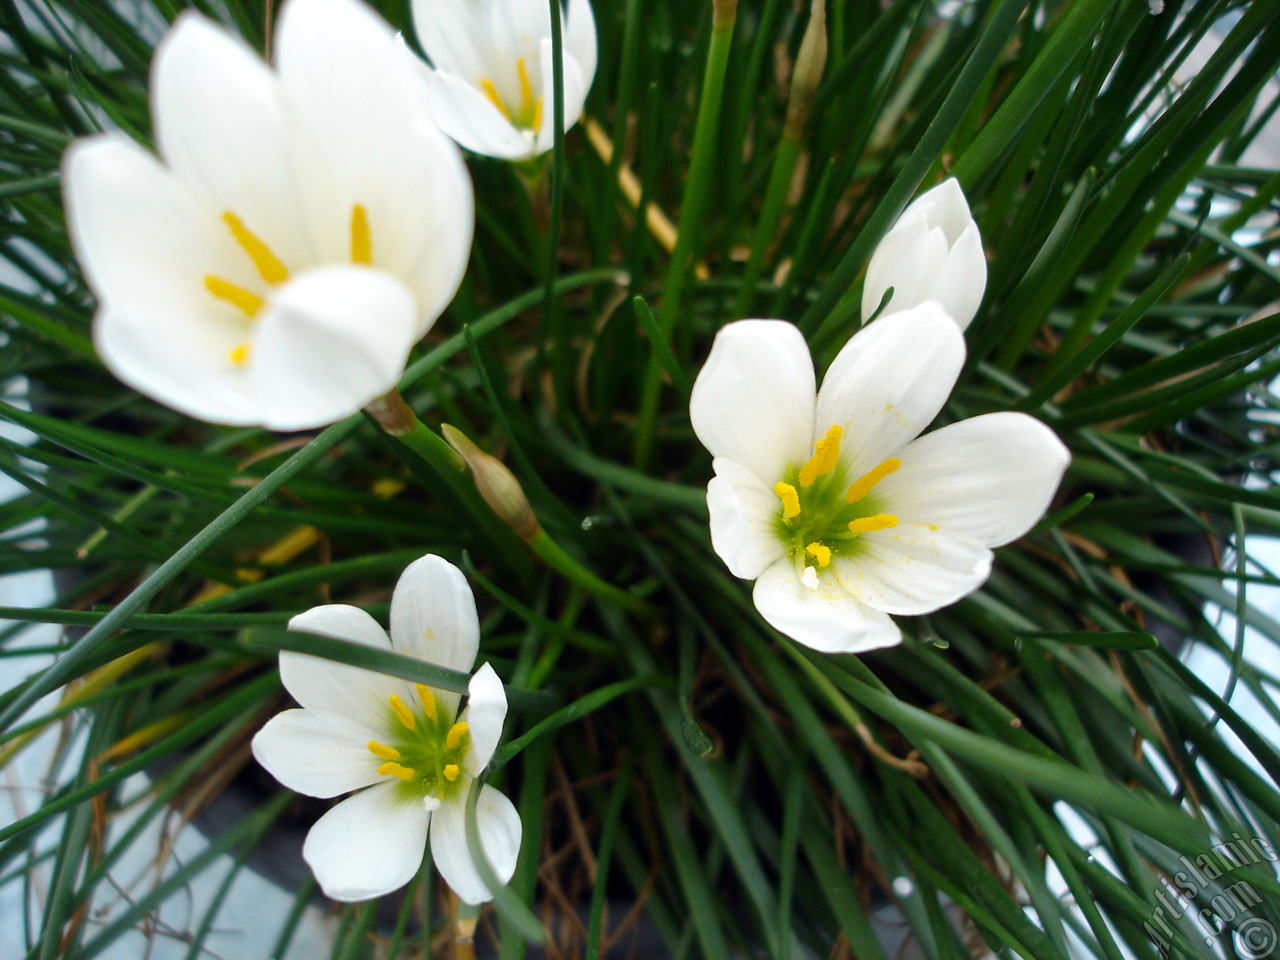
[62,0,474,431]
[690,305,1069,653]
[251,555,520,903]
[862,178,986,330]
[411,0,597,160]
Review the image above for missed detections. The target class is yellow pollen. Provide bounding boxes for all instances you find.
[350,204,372,264]
[805,542,832,568]
[799,425,843,487]
[516,57,534,116]
[222,212,289,285]
[367,740,401,761]
[389,694,416,731]
[415,683,437,719]
[845,457,902,503]
[532,96,544,133]
[847,513,899,536]
[774,482,801,520]
[228,342,250,366]
[378,761,416,781]
[445,721,469,750]
[204,275,263,316]
[479,77,514,121]
[443,763,461,782]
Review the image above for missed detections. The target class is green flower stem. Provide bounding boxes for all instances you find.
[632,0,738,469]
[527,528,658,618]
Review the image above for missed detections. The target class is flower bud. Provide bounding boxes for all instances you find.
[784,0,827,141]
[861,178,987,331]
[441,425,540,541]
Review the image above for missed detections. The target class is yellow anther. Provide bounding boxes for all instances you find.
[845,457,901,503]
[204,275,263,317]
[415,683,437,720]
[228,342,250,366]
[847,513,899,536]
[445,721,469,750]
[479,77,513,121]
[350,204,372,264]
[378,761,417,781]
[389,694,416,731]
[222,212,289,285]
[532,95,544,133]
[798,424,843,487]
[443,763,461,782]
[805,542,832,568]
[516,57,534,116]
[774,482,801,520]
[367,740,401,761]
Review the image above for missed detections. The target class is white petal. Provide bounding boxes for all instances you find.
[531,37,587,154]
[152,12,318,270]
[251,708,384,798]
[425,69,539,160]
[815,302,964,474]
[930,223,986,330]
[430,784,522,905]
[251,265,417,431]
[276,0,474,335]
[834,525,992,616]
[862,213,929,321]
[566,0,598,91]
[752,558,902,653]
[281,604,412,730]
[64,136,263,425]
[877,412,1070,547]
[412,0,490,80]
[690,320,816,482]
[462,663,508,776]
[707,457,787,580]
[390,554,480,718]
[915,177,973,243]
[303,781,430,901]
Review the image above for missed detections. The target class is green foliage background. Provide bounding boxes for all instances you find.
[2,0,1280,956]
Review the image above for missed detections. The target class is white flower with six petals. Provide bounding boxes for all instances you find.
[690,305,1070,653]
[412,0,597,160]
[862,178,987,330]
[62,0,474,430]
[252,554,520,903]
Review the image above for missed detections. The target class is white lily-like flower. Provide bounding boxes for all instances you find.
[62,0,474,431]
[252,555,520,903]
[690,305,1069,653]
[862,178,986,330]
[411,0,597,160]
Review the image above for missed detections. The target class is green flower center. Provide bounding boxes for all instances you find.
[772,424,901,571]
[366,684,471,803]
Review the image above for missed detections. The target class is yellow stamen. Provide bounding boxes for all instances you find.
[350,204,372,264]
[389,694,417,731]
[228,342,250,366]
[367,740,401,761]
[378,761,416,781]
[204,275,263,316]
[479,77,513,121]
[516,57,534,116]
[222,212,289,285]
[445,721,469,750]
[774,482,801,520]
[847,513,899,536]
[443,763,460,782]
[415,683,437,719]
[532,96,544,133]
[798,425,843,487]
[805,542,832,568]
[845,457,901,503]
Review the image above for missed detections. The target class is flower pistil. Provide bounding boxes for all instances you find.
[367,690,472,804]
[479,57,544,132]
